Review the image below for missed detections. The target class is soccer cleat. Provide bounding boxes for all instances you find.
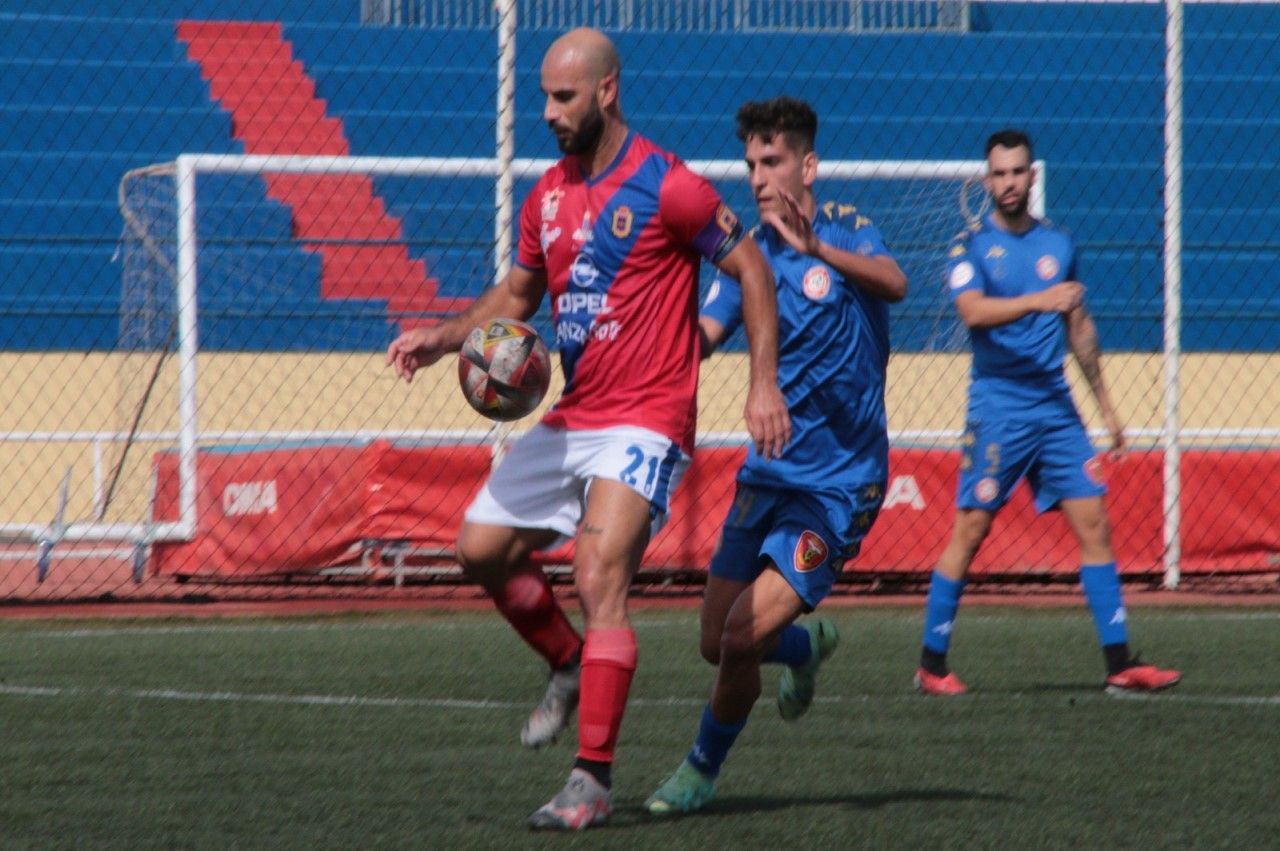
[521,661,580,749]
[1105,662,1181,694]
[914,667,969,696]
[527,768,611,830]
[778,617,840,721]
[645,760,717,817]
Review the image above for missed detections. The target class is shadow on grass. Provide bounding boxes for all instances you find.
[605,787,1019,827]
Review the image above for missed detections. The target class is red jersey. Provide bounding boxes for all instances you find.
[515,132,744,453]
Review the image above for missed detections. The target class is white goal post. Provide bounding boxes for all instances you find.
[4,153,1037,563]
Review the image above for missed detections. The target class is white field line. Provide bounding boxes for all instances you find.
[0,684,1274,711]
[5,609,1278,641]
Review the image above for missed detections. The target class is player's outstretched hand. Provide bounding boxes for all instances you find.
[745,381,791,460]
[762,188,820,257]
[1038,281,1085,314]
[387,326,449,384]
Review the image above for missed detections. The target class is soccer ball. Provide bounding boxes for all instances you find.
[457,318,552,421]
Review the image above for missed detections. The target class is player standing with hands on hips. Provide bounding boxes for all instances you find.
[387,28,789,830]
[647,97,908,816]
[914,129,1179,697]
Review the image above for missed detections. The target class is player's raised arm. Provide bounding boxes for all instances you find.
[386,264,547,383]
[766,189,907,302]
[1066,302,1127,456]
[715,237,790,459]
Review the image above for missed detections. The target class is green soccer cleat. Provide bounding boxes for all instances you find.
[777,617,839,721]
[645,760,717,817]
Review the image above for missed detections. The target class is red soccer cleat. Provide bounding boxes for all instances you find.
[1104,663,1182,694]
[914,667,969,696]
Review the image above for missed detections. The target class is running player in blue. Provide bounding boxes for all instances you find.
[914,129,1180,697]
[646,97,908,816]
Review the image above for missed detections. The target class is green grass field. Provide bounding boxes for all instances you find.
[0,605,1276,849]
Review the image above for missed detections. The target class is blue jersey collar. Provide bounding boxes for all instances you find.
[577,130,635,187]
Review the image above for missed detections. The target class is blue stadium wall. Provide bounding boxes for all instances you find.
[1,1,1276,352]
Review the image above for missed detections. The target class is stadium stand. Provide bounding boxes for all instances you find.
[0,2,1277,351]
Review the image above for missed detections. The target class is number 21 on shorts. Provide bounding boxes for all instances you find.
[619,444,661,498]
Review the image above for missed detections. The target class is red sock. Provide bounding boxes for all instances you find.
[490,564,581,669]
[576,627,638,763]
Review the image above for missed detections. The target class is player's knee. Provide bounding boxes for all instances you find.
[455,526,514,586]
[1074,511,1112,551]
[699,631,722,666]
[954,513,993,553]
[718,625,761,667]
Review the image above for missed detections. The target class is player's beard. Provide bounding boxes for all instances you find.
[995,190,1029,218]
[555,100,605,156]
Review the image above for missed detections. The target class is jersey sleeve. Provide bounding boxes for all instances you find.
[660,162,744,263]
[700,273,743,338]
[947,233,986,299]
[514,179,547,272]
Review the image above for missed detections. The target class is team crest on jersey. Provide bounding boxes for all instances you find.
[986,245,1007,259]
[803,265,832,300]
[611,206,633,238]
[541,188,562,221]
[1036,255,1060,280]
[1084,456,1105,485]
[794,530,829,573]
[974,477,999,503]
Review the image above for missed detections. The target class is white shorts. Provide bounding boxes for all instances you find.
[465,423,691,544]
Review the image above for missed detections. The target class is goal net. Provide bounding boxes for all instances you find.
[2,154,1012,593]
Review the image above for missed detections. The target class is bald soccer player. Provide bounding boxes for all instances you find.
[388,28,790,829]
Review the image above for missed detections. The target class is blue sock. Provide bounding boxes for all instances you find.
[762,624,812,667]
[687,704,746,779]
[1081,562,1129,647]
[922,571,966,654]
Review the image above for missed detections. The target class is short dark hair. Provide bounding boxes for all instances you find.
[735,97,818,154]
[985,128,1034,160]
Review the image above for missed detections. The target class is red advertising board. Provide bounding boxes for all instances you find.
[152,444,1280,578]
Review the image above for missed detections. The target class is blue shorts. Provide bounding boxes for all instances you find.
[956,415,1106,513]
[708,482,885,610]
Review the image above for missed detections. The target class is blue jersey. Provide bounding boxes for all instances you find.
[702,202,893,489]
[947,214,1077,418]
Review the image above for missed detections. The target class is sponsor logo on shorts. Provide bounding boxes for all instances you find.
[794,530,829,573]
[1084,456,1105,485]
[803,265,831,300]
[1036,255,1059,280]
[949,261,975,290]
[974,477,999,503]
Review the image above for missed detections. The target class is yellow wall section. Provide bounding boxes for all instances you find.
[3,351,1278,524]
